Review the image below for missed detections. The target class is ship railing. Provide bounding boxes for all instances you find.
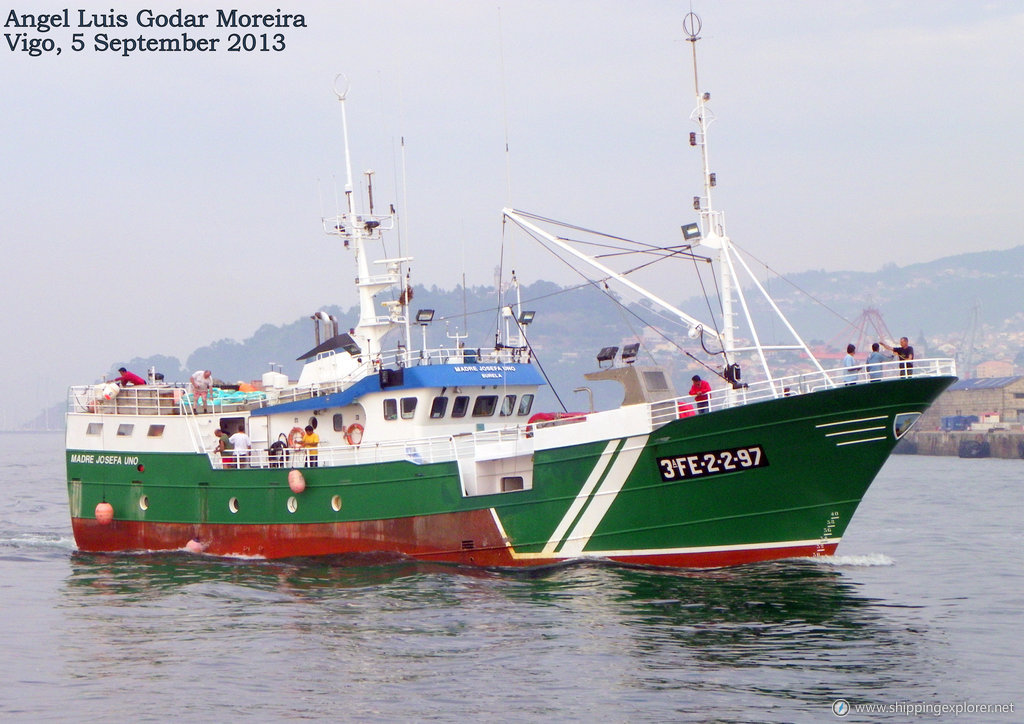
[205,424,534,470]
[67,385,189,416]
[650,357,957,426]
[389,345,532,367]
[66,384,269,416]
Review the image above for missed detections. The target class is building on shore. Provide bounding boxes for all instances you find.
[916,376,1024,431]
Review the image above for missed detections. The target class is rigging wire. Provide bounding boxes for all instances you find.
[517,231,711,358]
[729,240,856,329]
[513,318,568,413]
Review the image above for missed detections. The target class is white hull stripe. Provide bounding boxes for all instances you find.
[557,435,649,556]
[815,415,886,429]
[509,537,842,561]
[835,436,887,447]
[540,439,621,554]
[824,426,885,438]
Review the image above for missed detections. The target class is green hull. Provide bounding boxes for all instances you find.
[68,375,953,567]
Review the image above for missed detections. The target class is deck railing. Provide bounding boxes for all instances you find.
[650,357,956,426]
[67,384,266,416]
[70,357,955,467]
[205,425,534,470]
[67,346,534,417]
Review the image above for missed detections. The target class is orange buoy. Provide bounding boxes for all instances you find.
[185,539,204,553]
[95,501,114,525]
[288,468,306,494]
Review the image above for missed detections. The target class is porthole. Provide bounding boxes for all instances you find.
[287,496,298,513]
[331,495,342,512]
[893,412,922,439]
[139,495,149,511]
[228,497,239,514]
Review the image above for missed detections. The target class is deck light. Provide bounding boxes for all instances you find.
[681,223,701,241]
[596,346,619,368]
[416,309,434,355]
[518,310,536,325]
[622,343,640,364]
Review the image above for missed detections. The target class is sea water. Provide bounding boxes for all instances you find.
[0,432,1020,722]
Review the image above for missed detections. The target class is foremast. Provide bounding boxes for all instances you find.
[324,74,409,363]
[684,13,828,395]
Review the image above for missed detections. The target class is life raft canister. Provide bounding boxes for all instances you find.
[344,423,364,446]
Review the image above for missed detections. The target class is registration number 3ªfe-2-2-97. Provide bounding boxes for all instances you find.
[656,445,768,482]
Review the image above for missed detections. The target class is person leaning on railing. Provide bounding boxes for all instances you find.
[215,428,235,469]
[865,343,893,382]
[881,337,915,377]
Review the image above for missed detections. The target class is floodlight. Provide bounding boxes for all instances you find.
[416,309,435,324]
[622,343,640,363]
[518,310,536,325]
[596,346,619,366]
[681,223,701,241]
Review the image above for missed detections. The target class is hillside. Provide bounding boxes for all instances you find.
[23,245,1024,430]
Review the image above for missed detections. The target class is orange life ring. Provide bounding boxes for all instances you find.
[289,427,305,448]
[344,423,364,446]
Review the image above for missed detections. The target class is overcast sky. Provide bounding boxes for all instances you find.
[2,1,1022,426]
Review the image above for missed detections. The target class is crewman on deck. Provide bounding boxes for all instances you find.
[302,425,320,467]
[190,369,214,413]
[690,374,712,414]
[114,367,147,386]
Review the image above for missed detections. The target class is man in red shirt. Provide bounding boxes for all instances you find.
[689,374,712,414]
[114,367,147,386]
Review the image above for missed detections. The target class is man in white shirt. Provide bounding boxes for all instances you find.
[229,425,251,468]
[190,369,213,413]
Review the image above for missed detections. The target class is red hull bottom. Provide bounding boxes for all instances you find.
[71,512,841,569]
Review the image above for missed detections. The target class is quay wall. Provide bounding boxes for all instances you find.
[900,430,1024,459]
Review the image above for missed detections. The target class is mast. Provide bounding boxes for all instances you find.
[683,15,829,393]
[326,75,406,362]
[685,12,735,369]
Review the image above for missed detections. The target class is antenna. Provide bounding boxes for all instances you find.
[683,12,702,96]
[333,74,357,218]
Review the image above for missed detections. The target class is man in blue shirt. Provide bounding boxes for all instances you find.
[865,343,892,382]
[842,344,860,385]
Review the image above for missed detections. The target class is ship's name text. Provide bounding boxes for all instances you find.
[70,453,140,465]
[453,365,517,374]
[656,445,768,481]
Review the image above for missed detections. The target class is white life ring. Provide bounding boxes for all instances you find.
[344,423,364,446]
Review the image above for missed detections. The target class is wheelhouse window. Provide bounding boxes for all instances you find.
[518,394,535,416]
[116,424,134,437]
[500,394,517,416]
[473,395,498,417]
[86,422,102,435]
[452,395,470,418]
[147,424,165,438]
[430,396,448,419]
[383,398,398,421]
[401,397,418,420]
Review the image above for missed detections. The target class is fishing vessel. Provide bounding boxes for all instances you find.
[65,16,956,567]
